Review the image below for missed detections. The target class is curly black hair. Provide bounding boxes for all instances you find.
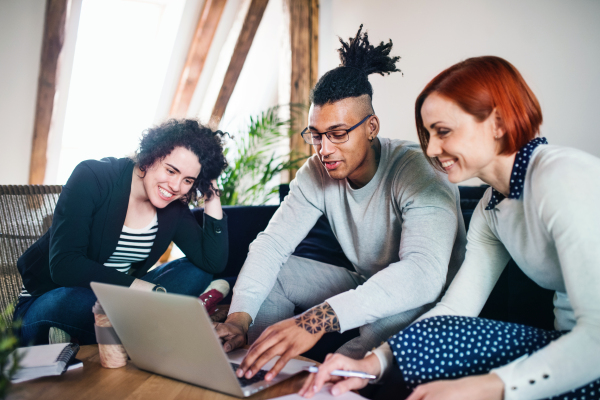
[133,119,228,204]
[310,24,402,106]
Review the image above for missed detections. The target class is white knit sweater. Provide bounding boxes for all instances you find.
[375,145,600,400]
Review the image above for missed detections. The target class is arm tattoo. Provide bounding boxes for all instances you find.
[295,302,340,334]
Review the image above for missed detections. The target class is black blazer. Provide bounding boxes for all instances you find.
[18,157,228,297]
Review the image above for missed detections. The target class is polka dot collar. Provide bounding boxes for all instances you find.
[485,137,548,211]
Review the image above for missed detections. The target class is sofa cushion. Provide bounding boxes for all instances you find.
[192,205,278,279]
[191,206,353,278]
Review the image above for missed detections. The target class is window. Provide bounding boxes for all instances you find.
[55,0,187,183]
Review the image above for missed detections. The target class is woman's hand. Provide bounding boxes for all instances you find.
[299,352,381,398]
[129,278,156,292]
[406,373,504,400]
[203,179,223,220]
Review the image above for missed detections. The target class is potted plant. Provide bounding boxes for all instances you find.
[218,106,309,206]
[0,306,21,398]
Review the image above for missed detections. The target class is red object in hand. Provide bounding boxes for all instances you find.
[199,289,224,315]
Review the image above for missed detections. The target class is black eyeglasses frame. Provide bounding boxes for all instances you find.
[300,114,374,145]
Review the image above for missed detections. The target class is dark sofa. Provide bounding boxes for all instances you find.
[191,185,555,360]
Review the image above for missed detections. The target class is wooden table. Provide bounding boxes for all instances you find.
[8,345,311,400]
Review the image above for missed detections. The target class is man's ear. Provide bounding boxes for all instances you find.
[368,115,381,140]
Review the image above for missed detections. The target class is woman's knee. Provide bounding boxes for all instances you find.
[17,287,97,345]
[147,258,213,295]
[21,287,96,326]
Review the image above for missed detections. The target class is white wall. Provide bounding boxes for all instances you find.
[4,0,599,185]
[0,0,46,184]
[319,0,600,158]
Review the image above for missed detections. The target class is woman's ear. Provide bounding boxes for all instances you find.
[491,109,507,140]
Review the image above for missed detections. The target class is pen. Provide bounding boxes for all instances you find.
[306,366,376,380]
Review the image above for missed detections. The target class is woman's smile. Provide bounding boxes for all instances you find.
[158,186,175,200]
[440,159,457,170]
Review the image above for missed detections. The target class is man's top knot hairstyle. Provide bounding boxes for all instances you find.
[310,24,401,106]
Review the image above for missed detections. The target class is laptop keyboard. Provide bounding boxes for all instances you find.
[230,363,268,387]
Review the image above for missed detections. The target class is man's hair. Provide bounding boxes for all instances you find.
[133,119,228,204]
[415,56,543,171]
[310,24,401,107]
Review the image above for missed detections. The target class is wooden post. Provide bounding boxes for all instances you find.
[170,0,228,118]
[210,0,270,126]
[288,0,318,181]
[29,0,68,184]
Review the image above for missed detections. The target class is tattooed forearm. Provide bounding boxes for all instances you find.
[295,302,340,334]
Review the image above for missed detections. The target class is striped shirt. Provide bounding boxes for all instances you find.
[104,213,158,274]
[19,214,158,298]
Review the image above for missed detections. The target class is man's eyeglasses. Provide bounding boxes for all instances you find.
[300,114,374,145]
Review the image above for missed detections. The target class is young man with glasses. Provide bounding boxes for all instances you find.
[216,26,467,382]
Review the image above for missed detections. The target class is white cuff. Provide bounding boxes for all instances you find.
[368,343,394,384]
[228,294,260,325]
[491,354,553,400]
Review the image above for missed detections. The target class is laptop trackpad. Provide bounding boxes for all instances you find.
[227,349,315,392]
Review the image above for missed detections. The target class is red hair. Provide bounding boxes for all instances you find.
[415,56,543,170]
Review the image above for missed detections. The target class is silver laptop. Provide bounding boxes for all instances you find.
[91,282,315,397]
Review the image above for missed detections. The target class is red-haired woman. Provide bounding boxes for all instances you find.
[300,56,600,400]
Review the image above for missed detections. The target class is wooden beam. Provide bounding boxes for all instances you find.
[170,0,228,118]
[29,0,68,184]
[210,0,269,126]
[309,0,319,88]
[288,0,319,180]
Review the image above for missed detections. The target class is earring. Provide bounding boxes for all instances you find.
[369,136,374,142]
[494,135,499,140]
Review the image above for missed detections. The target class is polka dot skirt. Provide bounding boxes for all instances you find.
[486,137,548,210]
[387,315,600,399]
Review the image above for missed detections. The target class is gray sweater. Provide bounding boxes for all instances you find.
[229,138,467,332]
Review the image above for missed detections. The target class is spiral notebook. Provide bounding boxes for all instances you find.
[8,343,81,383]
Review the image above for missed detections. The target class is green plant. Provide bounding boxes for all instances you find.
[218,106,309,205]
[0,306,21,398]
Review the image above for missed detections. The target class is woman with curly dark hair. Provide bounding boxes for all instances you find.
[14,119,229,345]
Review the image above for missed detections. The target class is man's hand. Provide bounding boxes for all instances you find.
[406,373,504,400]
[215,312,252,352]
[237,302,340,382]
[299,352,381,397]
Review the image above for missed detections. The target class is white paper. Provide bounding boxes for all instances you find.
[271,384,368,400]
[7,344,78,383]
[12,344,67,368]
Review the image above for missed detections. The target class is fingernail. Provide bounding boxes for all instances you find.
[236,369,243,377]
[224,344,230,352]
[245,371,252,378]
[265,373,272,381]
[331,387,339,396]
[313,386,318,393]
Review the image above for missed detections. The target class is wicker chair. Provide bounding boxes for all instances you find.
[0,185,62,324]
